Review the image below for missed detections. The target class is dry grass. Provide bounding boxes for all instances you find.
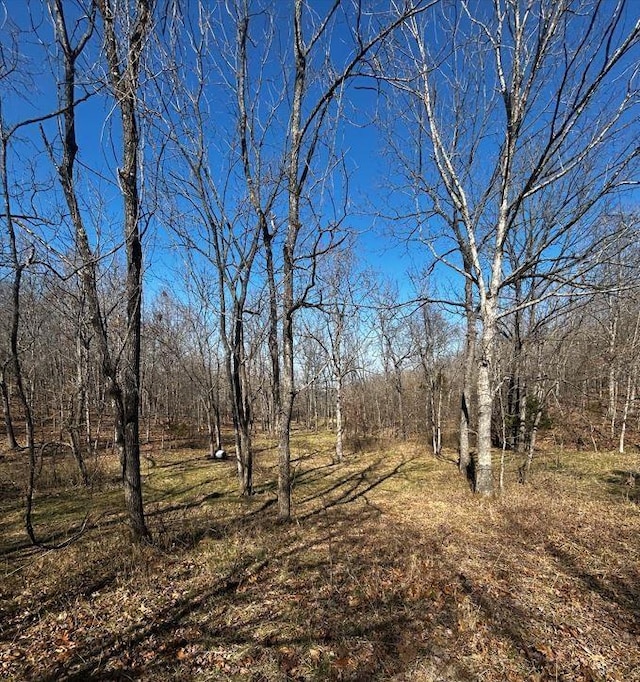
[0,433,639,681]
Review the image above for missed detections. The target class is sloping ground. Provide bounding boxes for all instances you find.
[0,435,638,681]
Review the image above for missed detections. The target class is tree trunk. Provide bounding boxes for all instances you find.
[1,367,18,450]
[429,378,439,456]
[520,406,543,484]
[435,376,443,457]
[335,374,344,463]
[619,373,635,454]
[205,396,222,457]
[120,141,148,539]
[609,364,617,438]
[240,343,253,494]
[459,273,475,476]
[475,302,496,495]
[67,335,89,485]
[224,307,253,495]
[1,128,38,543]
[608,303,619,437]
[263,227,280,437]
[277,0,304,522]
[96,0,153,543]
[396,366,407,440]
[278,256,295,521]
[516,383,527,454]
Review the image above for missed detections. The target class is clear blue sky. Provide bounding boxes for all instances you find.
[2,0,638,319]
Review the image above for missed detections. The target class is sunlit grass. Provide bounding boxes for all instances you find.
[1,433,639,681]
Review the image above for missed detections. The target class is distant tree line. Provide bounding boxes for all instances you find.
[1,0,638,542]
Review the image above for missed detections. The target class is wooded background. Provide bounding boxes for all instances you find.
[1,0,639,541]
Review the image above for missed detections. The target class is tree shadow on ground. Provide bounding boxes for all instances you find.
[454,570,559,678]
[299,457,419,519]
[492,504,640,680]
[545,540,640,621]
[35,506,477,682]
[143,454,210,470]
[3,452,476,681]
[4,449,639,681]
[603,469,639,503]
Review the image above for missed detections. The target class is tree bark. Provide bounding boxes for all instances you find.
[459,272,475,476]
[1,364,18,450]
[278,245,296,520]
[96,0,153,542]
[262,225,281,436]
[475,299,497,495]
[335,374,344,463]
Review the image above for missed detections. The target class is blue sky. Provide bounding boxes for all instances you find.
[1,0,638,324]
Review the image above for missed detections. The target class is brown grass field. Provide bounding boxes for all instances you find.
[1,431,639,681]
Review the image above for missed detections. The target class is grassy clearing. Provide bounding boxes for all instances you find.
[0,433,639,681]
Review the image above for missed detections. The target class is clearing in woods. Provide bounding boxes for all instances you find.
[0,432,639,681]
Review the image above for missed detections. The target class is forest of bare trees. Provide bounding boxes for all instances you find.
[2,5,639,678]
[1,0,638,542]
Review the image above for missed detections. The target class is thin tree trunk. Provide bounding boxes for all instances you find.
[516,382,527,454]
[609,364,618,438]
[459,272,475,477]
[335,374,344,463]
[263,228,280,437]
[396,367,406,440]
[1,122,39,543]
[429,377,439,456]
[435,376,443,457]
[520,407,543,484]
[224,309,253,495]
[619,374,635,454]
[608,303,619,437]
[499,384,507,491]
[67,334,89,485]
[278,260,295,520]
[205,397,220,457]
[83,341,92,449]
[240,341,253,494]
[276,0,305,522]
[1,365,18,450]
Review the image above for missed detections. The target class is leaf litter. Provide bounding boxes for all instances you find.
[0,438,638,680]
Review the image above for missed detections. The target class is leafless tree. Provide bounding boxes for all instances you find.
[0,284,18,450]
[409,299,451,458]
[310,249,365,462]
[374,281,414,440]
[0,8,61,541]
[155,0,280,495]
[94,0,154,540]
[390,0,639,493]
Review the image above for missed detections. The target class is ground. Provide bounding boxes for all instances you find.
[0,431,639,681]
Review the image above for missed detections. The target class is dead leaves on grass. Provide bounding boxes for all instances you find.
[1,444,639,681]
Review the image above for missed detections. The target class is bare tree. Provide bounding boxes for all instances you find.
[391,0,639,493]
[0,121,39,539]
[458,262,476,478]
[409,300,451,458]
[278,0,433,520]
[0,10,61,541]
[374,282,414,440]
[0,285,18,450]
[311,249,364,462]
[94,0,154,540]
[156,0,279,495]
[144,285,225,458]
